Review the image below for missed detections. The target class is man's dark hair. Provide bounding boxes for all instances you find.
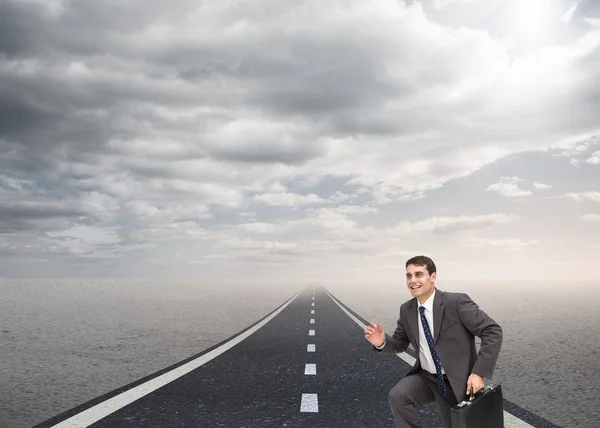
[405,255,436,275]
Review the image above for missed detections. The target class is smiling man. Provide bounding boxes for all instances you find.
[364,255,503,428]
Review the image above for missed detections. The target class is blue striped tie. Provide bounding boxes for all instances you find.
[419,305,447,395]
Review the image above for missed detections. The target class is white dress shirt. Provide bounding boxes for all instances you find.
[417,289,446,375]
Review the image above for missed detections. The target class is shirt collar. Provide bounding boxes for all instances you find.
[417,288,436,312]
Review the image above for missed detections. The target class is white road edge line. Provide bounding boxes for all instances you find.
[324,289,536,428]
[48,290,303,428]
[307,344,316,352]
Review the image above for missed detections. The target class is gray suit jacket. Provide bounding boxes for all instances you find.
[374,288,503,403]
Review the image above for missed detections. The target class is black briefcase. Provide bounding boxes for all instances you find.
[450,383,504,428]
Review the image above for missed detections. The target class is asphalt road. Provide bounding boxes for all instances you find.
[34,286,561,428]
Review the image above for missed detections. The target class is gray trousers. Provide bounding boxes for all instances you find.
[388,369,459,428]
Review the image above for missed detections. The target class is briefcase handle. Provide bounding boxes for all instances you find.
[467,386,485,402]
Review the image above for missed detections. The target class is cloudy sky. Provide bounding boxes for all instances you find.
[1,0,599,282]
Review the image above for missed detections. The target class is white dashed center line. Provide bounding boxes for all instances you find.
[300,393,318,412]
[305,364,317,375]
[301,292,319,415]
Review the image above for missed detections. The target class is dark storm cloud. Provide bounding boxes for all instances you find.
[0,0,194,58]
[0,0,422,176]
[1,201,84,220]
[0,2,43,57]
[146,25,422,120]
[211,144,322,165]
[0,0,223,169]
[3,0,600,174]
[0,200,86,233]
[0,91,65,140]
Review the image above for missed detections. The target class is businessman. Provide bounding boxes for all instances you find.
[364,255,503,428]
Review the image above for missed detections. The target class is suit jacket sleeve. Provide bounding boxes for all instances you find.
[456,293,503,378]
[373,307,411,354]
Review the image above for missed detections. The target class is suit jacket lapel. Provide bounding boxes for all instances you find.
[407,298,419,350]
[433,289,444,344]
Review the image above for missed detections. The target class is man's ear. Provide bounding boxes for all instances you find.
[431,272,437,281]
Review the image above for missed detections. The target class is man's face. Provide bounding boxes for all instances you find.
[406,263,436,301]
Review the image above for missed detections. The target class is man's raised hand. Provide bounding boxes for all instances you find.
[364,322,385,347]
